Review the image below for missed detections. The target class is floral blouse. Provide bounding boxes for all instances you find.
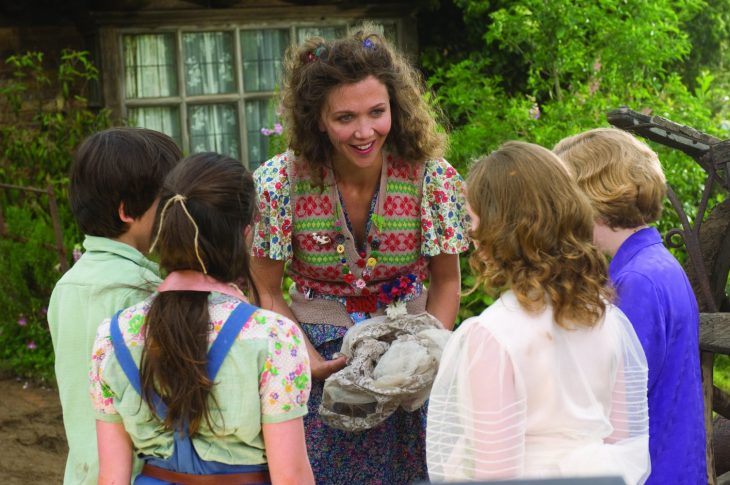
[89,292,310,464]
[252,152,470,262]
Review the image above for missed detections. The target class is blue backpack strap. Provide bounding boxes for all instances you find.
[206,302,257,382]
[110,310,167,419]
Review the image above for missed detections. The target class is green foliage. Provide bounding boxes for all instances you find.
[680,0,730,93]
[0,207,58,381]
[1,50,110,187]
[426,0,730,326]
[715,354,730,394]
[0,50,111,382]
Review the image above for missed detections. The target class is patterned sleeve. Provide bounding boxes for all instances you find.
[89,318,123,422]
[420,158,471,256]
[251,153,293,261]
[257,310,311,423]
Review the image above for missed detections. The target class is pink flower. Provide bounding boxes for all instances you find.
[529,104,540,120]
[17,316,27,327]
[27,341,37,350]
[260,127,275,136]
[72,247,83,262]
[274,123,283,135]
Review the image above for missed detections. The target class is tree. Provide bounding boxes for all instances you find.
[422,0,730,320]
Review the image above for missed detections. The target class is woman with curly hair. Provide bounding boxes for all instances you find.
[251,25,469,484]
[426,141,650,484]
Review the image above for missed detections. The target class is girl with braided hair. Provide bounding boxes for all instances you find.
[90,153,314,484]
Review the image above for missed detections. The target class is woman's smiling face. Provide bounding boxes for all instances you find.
[319,75,392,172]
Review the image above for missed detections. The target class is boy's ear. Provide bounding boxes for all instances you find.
[118,202,134,223]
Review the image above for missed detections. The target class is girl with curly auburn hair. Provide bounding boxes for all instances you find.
[427,141,650,484]
[466,141,612,326]
[251,24,469,484]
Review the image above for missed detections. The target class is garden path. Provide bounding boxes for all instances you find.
[0,376,65,483]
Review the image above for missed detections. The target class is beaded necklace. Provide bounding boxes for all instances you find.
[335,185,382,290]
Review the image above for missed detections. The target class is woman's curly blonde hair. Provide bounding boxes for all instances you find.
[467,141,613,328]
[280,24,446,179]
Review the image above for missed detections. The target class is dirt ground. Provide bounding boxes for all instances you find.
[3,372,730,484]
[0,376,66,484]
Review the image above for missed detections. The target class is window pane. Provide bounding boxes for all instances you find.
[296,26,346,44]
[123,34,178,99]
[188,104,239,159]
[127,107,182,147]
[183,32,235,96]
[245,98,281,169]
[240,29,290,92]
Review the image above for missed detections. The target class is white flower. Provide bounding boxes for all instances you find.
[385,299,408,319]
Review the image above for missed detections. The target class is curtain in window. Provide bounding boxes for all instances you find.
[183,32,235,96]
[123,34,178,99]
[189,104,239,159]
[127,107,182,147]
[240,29,290,92]
[245,99,275,168]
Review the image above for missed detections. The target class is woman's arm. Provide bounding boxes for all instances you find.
[262,418,314,485]
[251,256,346,380]
[96,420,133,485]
[426,252,462,330]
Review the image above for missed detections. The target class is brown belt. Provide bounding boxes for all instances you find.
[141,464,271,485]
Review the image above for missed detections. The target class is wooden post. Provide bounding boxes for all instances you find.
[705,351,718,485]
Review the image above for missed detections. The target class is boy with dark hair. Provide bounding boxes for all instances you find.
[49,127,181,485]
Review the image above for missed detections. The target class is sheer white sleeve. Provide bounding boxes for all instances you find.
[604,308,651,484]
[427,320,526,482]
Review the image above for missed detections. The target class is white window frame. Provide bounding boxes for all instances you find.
[97,15,410,169]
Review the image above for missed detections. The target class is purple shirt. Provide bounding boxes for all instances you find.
[610,227,706,485]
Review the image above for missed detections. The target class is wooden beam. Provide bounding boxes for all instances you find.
[701,313,730,354]
[88,4,418,28]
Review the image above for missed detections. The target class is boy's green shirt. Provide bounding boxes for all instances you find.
[48,236,160,485]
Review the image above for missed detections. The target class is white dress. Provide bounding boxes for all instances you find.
[426,291,650,484]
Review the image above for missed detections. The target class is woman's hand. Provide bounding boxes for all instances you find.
[308,348,347,381]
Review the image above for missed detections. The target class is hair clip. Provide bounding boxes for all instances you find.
[307,45,326,63]
[363,38,375,49]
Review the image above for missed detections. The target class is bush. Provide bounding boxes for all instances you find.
[0,50,110,382]
[426,1,730,327]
